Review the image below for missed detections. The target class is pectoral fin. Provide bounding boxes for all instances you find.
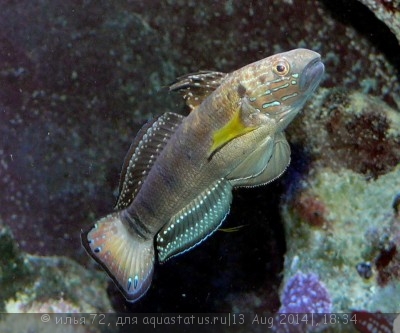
[227,134,274,183]
[231,132,291,187]
[156,179,232,262]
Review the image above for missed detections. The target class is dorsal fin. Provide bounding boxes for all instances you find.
[169,71,228,111]
[156,179,232,262]
[115,112,184,210]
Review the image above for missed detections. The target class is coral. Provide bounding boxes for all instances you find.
[273,273,332,333]
[278,272,332,313]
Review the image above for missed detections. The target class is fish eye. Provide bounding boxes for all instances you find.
[273,60,290,76]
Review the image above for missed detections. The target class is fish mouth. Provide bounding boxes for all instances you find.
[299,57,325,93]
[275,56,324,130]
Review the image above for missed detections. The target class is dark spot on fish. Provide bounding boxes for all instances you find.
[237,83,246,97]
[94,247,101,253]
[356,262,372,279]
[258,74,267,84]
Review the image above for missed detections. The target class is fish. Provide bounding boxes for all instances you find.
[81,48,324,302]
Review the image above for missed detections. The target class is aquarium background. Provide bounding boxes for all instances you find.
[0,0,399,331]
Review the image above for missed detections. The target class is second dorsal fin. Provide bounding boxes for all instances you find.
[169,71,228,111]
[115,112,184,210]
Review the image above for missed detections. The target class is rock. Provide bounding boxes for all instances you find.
[288,88,400,178]
[0,223,113,315]
[357,0,400,45]
[281,89,400,312]
[281,157,400,311]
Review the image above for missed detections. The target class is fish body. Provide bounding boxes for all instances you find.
[82,48,324,302]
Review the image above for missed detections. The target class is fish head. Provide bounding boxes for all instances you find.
[242,48,324,130]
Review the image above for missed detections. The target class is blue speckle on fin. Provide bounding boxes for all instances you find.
[127,277,132,291]
[115,112,184,210]
[134,275,139,289]
[94,247,101,253]
[156,179,233,262]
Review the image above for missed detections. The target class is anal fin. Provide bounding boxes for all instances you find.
[81,212,154,302]
[156,179,233,262]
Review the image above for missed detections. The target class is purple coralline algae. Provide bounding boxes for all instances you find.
[278,272,332,314]
[272,273,332,332]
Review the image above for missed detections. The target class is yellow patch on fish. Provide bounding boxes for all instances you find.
[210,109,257,155]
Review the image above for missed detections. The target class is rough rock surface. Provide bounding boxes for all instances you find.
[280,90,400,312]
[357,0,400,45]
[0,222,112,315]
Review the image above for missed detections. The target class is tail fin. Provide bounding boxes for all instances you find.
[81,212,154,302]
